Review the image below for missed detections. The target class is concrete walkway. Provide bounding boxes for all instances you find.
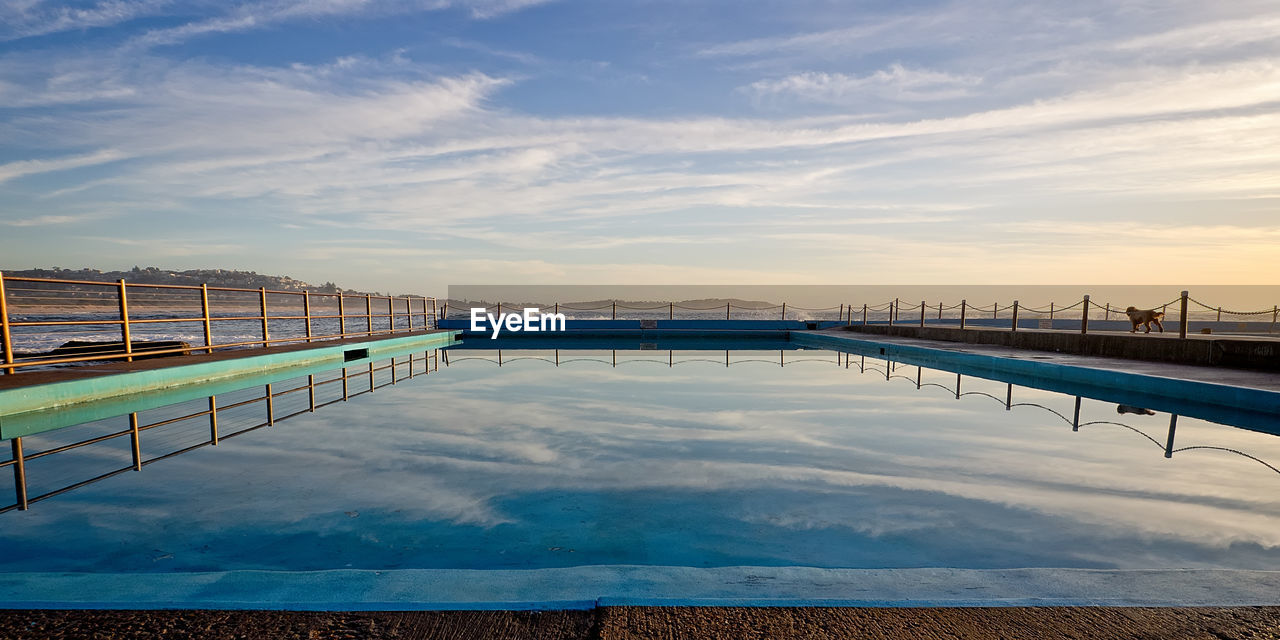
[819,328,1280,393]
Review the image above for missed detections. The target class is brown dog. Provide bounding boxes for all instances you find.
[1125,306,1164,333]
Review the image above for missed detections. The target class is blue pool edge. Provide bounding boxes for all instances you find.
[1,566,1279,610]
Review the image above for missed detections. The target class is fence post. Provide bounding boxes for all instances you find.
[894,298,899,324]
[431,298,438,330]
[888,300,895,326]
[960,299,967,329]
[862,304,867,326]
[613,301,616,320]
[118,279,133,361]
[406,297,412,331]
[1104,303,1110,321]
[200,284,213,353]
[338,294,347,337]
[669,302,673,320]
[783,303,787,320]
[919,301,925,327]
[1049,302,1054,322]
[1081,295,1090,335]
[726,302,730,320]
[259,287,269,346]
[992,303,997,320]
[208,396,219,445]
[303,291,313,342]
[1217,307,1222,322]
[937,303,942,320]
[1164,415,1178,459]
[1011,300,1019,332]
[0,271,15,374]
[129,413,142,470]
[366,294,373,336]
[1179,291,1189,338]
[1273,306,1278,334]
[389,296,396,333]
[11,437,27,510]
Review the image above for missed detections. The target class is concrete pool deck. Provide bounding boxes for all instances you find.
[7,606,1280,639]
[808,328,1280,393]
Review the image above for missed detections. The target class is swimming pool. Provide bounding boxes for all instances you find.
[2,336,1279,607]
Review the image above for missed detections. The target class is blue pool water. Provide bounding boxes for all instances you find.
[2,337,1279,605]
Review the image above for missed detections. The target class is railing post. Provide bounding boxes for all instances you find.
[406,297,413,331]
[1272,306,1278,334]
[1104,303,1110,322]
[366,294,373,336]
[389,295,396,333]
[432,298,437,329]
[338,294,347,337]
[0,271,15,374]
[1049,302,1054,322]
[1164,415,1178,459]
[783,303,787,320]
[11,437,28,510]
[1217,306,1222,322]
[862,304,868,326]
[208,396,219,445]
[992,303,997,320]
[725,302,730,320]
[612,301,616,320]
[1072,396,1081,431]
[669,302,673,320]
[919,301,925,327]
[1081,295,1090,334]
[259,287,269,347]
[129,413,142,470]
[1011,300,1019,332]
[937,303,942,320]
[959,299,967,329]
[894,298,899,324]
[265,383,276,425]
[200,284,213,353]
[303,291,313,343]
[888,300,895,326]
[1179,290,1189,338]
[118,279,133,361]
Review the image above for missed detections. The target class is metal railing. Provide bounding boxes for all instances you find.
[2,349,441,512]
[445,291,1279,337]
[0,272,438,373]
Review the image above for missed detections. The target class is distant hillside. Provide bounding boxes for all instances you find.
[7,267,379,295]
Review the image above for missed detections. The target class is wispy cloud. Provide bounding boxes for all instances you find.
[746,65,982,104]
[0,149,128,184]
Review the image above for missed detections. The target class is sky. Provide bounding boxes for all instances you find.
[1,0,1279,295]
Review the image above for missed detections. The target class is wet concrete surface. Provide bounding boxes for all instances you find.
[4,607,1280,639]
[826,328,1280,393]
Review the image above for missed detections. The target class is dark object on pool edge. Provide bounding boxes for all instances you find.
[45,340,193,360]
[1117,404,1157,416]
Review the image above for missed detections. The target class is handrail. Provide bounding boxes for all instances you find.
[0,272,438,374]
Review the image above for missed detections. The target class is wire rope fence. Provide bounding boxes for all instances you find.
[442,290,1278,337]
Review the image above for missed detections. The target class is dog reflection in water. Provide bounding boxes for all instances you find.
[1117,405,1156,416]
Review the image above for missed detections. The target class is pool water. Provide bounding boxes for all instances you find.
[2,341,1279,577]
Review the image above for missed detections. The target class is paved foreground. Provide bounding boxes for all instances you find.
[4,607,1280,639]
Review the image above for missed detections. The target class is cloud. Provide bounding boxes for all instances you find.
[0,149,128,184]
[747,65,982,104]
